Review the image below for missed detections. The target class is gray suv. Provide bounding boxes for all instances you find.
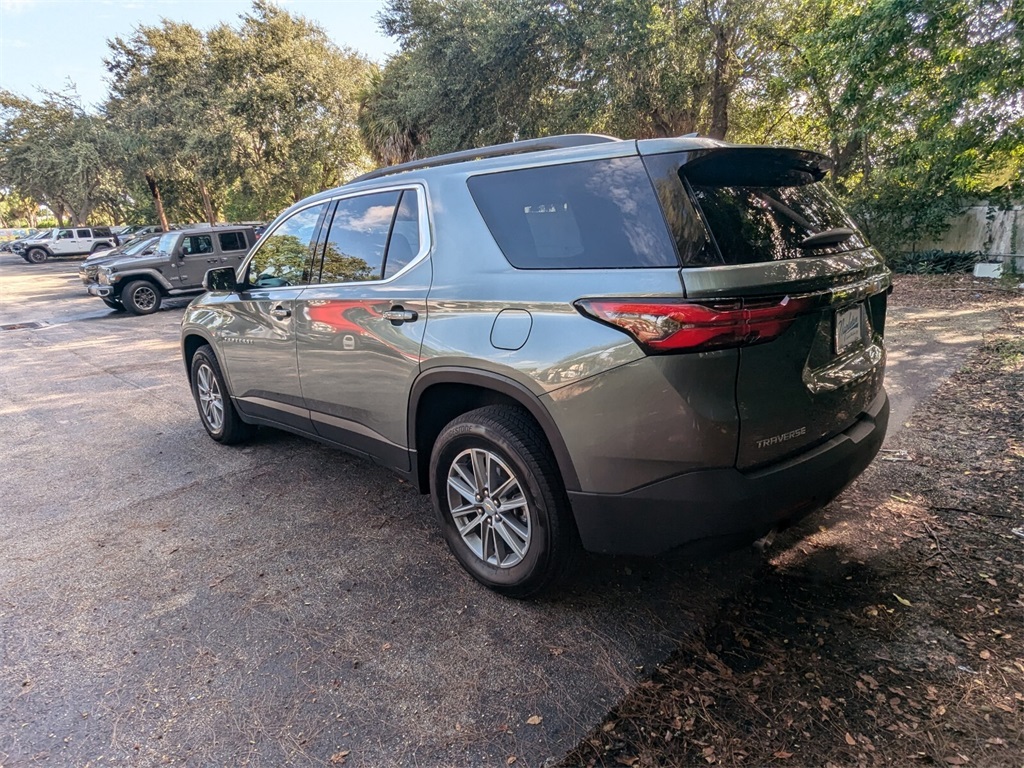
[93,226,254,315]
[181,134,890,597]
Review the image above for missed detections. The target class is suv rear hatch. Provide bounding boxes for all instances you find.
[641,144,889,470]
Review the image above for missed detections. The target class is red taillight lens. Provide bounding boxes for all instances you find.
[574,296,815,353]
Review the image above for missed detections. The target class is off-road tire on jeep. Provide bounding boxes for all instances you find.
[190,344,255,444]
[121,280,162,315]
[25,248,48,264]
[429,405,581,598]
[91,243,107,253]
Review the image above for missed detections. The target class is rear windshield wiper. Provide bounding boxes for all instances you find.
[799,227,855,248]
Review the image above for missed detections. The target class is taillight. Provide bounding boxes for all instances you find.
[574,296,816,353]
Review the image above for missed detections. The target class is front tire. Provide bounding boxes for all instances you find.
[25,248,47,264]
[101,298,125,311]
[121,280,161,315]
[429,405,579,598]
[189,344,254,444]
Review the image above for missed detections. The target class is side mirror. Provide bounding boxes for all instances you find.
[203,266,239,292]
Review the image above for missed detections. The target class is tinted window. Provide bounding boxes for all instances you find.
[57,230,73,240]
[249,203,328,287]
[690,184,867,263]
[318,191,399,283]
[468,157,678,269]
[218,231,248,252]
[383,189,420,279]
[181,235,214,256]
[76,229,91,238]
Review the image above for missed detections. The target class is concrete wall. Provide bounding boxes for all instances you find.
[911,202,1022,259]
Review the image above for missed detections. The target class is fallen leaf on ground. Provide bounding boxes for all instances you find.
[526,715,543,725]
[845,733,856,746]
[329,751,350,765]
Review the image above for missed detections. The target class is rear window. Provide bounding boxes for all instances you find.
[691,184,867,263]
[646,149,868,265]
[468,157,678,269]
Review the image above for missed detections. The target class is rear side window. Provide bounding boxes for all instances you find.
[77,229,91,238]
[468,157,678,269]
[218,231,248,252]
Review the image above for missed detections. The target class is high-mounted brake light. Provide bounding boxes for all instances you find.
[574,296,816,353]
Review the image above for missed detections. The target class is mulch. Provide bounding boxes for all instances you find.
[560,276,1024,768]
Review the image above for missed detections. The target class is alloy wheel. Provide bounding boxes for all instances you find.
[446,448,531,568]
[196,363,225,432]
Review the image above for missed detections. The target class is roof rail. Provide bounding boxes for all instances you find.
[349,133,621,184]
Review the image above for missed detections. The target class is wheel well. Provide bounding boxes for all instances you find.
[182,334,208,374]
[412,382,572,494]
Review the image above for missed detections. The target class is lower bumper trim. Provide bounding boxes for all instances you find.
[569,389,889,556]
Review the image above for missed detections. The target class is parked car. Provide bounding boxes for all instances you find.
[116,224,163,244]
[181,134,891,597]
[15,226,120,263]
[0,229,39,253]
[79,235,162,309]
[92,225,255,315]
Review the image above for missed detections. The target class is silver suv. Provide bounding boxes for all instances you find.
[181,134,890,597]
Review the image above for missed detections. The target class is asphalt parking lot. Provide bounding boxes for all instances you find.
[0,254,1003,767]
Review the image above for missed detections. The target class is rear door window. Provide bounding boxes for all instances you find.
[468,157,678,269]
[218,231,248,252]
[318,191,400,283]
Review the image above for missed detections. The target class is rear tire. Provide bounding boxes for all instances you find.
[189,344,254,444]
[429,405,580,598]
[121,280,161,315]
[25,248,47,264]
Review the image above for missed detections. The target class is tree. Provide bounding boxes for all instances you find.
[0,88,118,225]
[106,21,232,228]
[209,1,374,216]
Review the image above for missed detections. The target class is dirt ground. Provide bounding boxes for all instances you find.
[561,275,1024,768]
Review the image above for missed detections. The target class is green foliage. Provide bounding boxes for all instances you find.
[886,249,982,274]
[0,88,121,225]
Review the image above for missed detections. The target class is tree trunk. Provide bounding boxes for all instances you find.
[198,176,216,226]
[146,172,170,232]
[708,26,731,139]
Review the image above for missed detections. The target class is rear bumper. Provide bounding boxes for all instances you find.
[569,388,889,556]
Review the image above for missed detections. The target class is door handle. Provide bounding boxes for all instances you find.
[382,308,418,324]
[270,306,291,320]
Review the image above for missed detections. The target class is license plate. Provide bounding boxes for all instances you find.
[834,304,862,354]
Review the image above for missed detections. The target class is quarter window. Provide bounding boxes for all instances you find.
[468,157,678,269]
[248,203,328,288]
[383,190,421,279]
[319,191,400,283]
